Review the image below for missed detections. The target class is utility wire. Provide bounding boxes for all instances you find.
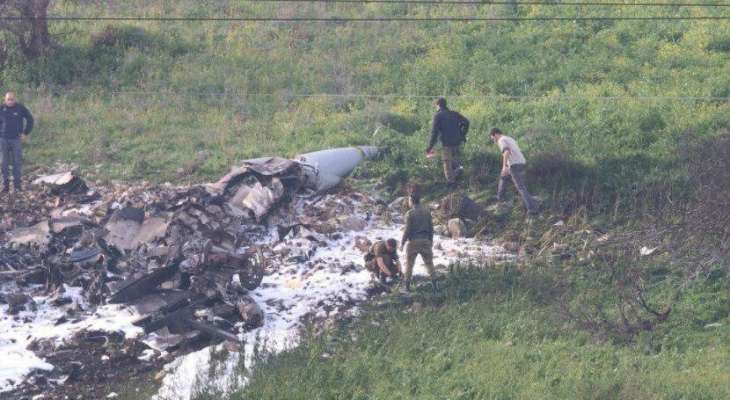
[72,90,730,102]
[249,0,730,6]
[3,15,730,22]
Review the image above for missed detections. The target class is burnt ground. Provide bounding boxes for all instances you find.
[4,288,392,400]
[4,330,166,400]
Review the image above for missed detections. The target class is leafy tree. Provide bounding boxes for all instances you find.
[0,0,51,64]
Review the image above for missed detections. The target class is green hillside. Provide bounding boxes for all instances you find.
[4,1,730,185]
[228,266,730,400]
[2,2,729,399]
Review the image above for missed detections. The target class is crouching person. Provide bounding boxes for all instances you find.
[365,238,402,285]
[401,188,437,292]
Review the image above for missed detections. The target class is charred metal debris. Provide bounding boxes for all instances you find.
[1,147,378,356]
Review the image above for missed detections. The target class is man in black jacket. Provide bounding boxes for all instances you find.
[0,92,34,192]
[426,98,469,186]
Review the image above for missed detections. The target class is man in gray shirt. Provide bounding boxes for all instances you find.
[489,128,538,214]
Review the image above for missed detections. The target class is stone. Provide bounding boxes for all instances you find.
[339,215,368,232]
[388,196,407,212]
[154,370,167,382]
[7,292,34,315]
[518,244,534,258]
[502,241,520,253]
[447,218,467,238]
[49,289,73,307]
[312,220,337,235]
[552,243,569,253]
[440,193,483,220]
[238,299,264,330]
[487,202,511,216]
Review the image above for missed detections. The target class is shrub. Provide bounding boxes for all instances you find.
[706,37,730,53]
[375,112,420,135]
[91,25,150,49]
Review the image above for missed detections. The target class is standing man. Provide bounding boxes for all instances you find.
[489,128,538,215]
[427,97,469,186]
[401,186,437,292]
[0,92,34,193]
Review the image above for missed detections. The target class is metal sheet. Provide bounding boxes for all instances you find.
[211,157,298,192]
[133,216,171,246]
[32,171,76,186]
[227,178,285,221]
[7,221,51,249]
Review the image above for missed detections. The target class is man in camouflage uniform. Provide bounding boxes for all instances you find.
[400,188,437,292]
[365,238,402,285]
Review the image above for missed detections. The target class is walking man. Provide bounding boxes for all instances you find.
[426,98,469,186]
[1,92,34,193]
[401,186,437,292]
[489,128,538,214]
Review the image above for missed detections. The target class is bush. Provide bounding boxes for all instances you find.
[3,45,87,85]
[706,37,730,53]
[91,25,149,49]
[375,112,420,135]
[679,133,730,262]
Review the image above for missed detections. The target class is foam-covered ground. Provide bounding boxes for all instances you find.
[154,195,512,399]
[0,285,142,392]
[1,192,512,398]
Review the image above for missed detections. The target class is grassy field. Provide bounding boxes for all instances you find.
[5,0,730,188]
[222,265,730,400]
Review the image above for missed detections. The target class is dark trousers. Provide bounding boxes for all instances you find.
[497,163,537,213]
[1,139,22,188]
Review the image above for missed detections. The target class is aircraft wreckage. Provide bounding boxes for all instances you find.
[0,146,378,392]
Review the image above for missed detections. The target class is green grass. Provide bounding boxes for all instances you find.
[228,267,730,400]
[3,0,729,190]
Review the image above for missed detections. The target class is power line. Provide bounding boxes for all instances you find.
[3,15,730,22]
[71,90,730,102]
[250,0,730,6]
